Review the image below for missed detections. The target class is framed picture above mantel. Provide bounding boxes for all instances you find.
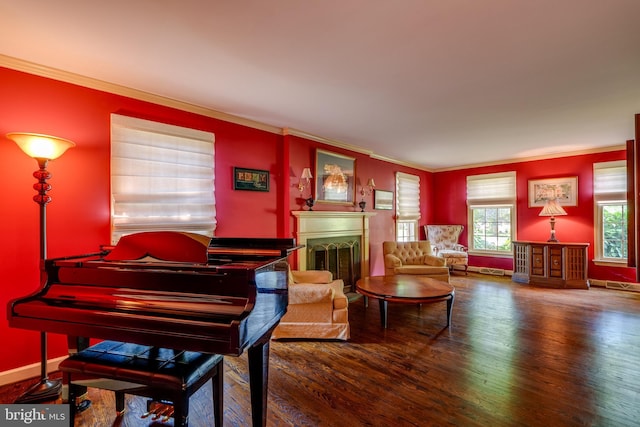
[315,149,356,205]
[528,176,578,207]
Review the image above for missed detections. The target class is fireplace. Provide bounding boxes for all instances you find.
[307,236,361,290]
[292,211,375,291]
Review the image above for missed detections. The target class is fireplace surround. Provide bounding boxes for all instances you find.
[292,211,375,289]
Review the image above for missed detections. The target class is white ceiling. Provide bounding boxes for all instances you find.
[2,0,640,170]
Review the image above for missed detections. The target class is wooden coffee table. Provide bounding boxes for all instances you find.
[356,275,455,328]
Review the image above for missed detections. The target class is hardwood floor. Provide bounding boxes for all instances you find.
[3,273,640,426]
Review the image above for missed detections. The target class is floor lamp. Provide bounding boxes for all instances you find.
[7,132,75,403]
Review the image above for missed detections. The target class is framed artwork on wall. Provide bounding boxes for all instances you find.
[315,149,356,204]
[374,189,394,210]
[233,167,270,192]
[528,176,578,207]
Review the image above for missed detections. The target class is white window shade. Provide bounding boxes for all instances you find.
[594,161,626,200]
[111,114,216,244]
[396,172,421,220]
[467,172,516,204]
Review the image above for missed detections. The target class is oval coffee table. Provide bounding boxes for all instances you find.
[356,275,455,328]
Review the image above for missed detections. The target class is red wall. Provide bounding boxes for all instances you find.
[0,67,429,373]
[432,151,636,282]
[0,68,285,372]
[0,65,633,375]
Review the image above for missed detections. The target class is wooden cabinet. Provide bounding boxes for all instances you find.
[512,241,589,289]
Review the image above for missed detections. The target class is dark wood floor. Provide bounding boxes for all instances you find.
[4,273,640,426]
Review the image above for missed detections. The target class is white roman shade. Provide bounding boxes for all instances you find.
[111,114,216,244]
[594,160,626,201]
[467,171,516,205]
[396,172,421,220]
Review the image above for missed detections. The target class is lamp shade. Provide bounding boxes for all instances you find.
[539,199,567,217]
[7,132,75,160]
[301,167,313,179]
[367,178,376,188]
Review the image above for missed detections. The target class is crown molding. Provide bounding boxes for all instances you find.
[368,152,431,172]
[1,55,430,170]
[284,128,431,172]
[284,128,372,156]
[0,54,281,134]
[432,145,626,172]
[2,55,622,174]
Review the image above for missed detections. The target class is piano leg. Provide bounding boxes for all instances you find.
[63,336,90,402]
[247,338,270,427]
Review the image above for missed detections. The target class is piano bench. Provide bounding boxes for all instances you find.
[59,340,224,427]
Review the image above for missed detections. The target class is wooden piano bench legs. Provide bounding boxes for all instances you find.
[58,340,224,427]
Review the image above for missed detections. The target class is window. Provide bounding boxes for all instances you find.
[467,172,516,255]
[395,172,420,242]
[111,114,216,244]
[594,161,627,263]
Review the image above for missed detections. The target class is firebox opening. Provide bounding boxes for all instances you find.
[306,236,361,292]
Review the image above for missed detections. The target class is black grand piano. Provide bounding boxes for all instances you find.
[7,232,299,427]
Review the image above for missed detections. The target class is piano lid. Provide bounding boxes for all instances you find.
[105,231,211,263]
[100,233,301,263]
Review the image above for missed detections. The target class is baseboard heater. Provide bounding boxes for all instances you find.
[605,281,640,292]
[475,267,506,276]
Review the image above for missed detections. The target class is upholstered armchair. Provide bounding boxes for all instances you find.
[382,241,450,283]
[271,269,349,340]
[425,225,469,274]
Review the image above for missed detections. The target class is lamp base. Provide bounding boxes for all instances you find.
[14,378,62,403]
[547,217,559,242]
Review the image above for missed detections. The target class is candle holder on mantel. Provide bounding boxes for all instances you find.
[305,197,315,211]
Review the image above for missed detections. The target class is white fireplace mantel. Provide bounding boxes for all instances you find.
[292,211,375,277]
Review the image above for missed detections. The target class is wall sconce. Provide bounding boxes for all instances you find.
[358,178,376,212]
[298,167,315,211]
[6,132,75,403]
[298,167,313,192]
[539,198,567,242]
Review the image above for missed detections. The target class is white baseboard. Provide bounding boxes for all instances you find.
[589,279,607,287]
[0,356,66,387]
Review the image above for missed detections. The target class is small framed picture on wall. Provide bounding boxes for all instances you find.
[233,167,270,192]
[374,189,393,210]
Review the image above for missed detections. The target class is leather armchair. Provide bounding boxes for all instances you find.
[272,269,349,340]
[383,241,450,283]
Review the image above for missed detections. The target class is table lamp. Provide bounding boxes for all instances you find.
[539,198,567,242]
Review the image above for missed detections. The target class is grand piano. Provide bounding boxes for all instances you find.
[7,231,299,427]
